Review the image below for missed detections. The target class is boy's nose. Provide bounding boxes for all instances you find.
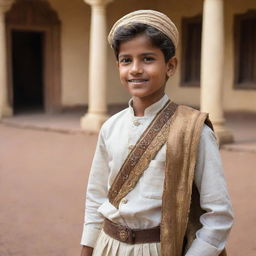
[130,61,143,75]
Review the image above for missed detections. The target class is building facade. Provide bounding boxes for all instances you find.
[0,0,255,142]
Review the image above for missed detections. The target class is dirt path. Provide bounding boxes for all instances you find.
[0,124,255,255]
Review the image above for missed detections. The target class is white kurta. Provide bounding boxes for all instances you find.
[81,95,233,256]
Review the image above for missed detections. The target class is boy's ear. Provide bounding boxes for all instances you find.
[166,56,178,77]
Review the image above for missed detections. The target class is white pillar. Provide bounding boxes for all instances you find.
[201,0,233,144]
[81,0,113,132]
[0,0,14,119]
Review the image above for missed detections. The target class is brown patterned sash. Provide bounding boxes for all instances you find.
[108,100,178,208]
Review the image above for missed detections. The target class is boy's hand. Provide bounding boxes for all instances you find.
[80,246,93,256]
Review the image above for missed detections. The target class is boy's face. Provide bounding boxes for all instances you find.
[117,34,177,101]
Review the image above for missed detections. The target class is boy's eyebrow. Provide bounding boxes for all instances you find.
[141,52,158,56]
[118,54,131,58]
[118,52,158,58]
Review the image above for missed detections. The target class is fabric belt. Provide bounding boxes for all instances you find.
[103,218,160,244]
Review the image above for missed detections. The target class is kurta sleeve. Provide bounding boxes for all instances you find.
[80,127,110,247]
[185,125,234,256]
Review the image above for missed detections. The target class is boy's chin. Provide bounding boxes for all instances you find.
[127,90,149,98]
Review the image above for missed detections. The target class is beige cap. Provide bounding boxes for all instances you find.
[108,9,179,50]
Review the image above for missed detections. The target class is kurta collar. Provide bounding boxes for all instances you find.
[128,94,170,118]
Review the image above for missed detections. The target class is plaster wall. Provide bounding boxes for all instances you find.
[224,0,256,112]
[158,0,203,107]
[49,0,90,107]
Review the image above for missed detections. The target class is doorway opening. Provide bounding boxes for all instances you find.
[12,30,44,113]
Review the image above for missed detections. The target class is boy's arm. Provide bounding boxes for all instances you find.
[80,128,109,249]
[185,125,234,256]
[80,246,93,256]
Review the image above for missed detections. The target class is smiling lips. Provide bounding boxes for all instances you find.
[127,79,149,84]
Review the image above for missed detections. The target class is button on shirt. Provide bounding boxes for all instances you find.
[81,95,233,256]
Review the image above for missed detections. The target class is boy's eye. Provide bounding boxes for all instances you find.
[119,57,132,64]
[143,56,155,63]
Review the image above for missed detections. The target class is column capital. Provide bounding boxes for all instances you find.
[84,0,113,7]
[0,0,14,13]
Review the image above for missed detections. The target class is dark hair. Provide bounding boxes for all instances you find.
[111,23,175,62]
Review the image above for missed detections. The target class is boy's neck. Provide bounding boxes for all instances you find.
[132,93,165,117]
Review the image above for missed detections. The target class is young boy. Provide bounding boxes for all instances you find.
[80,10,233,256]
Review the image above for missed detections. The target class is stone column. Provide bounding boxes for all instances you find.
[0,0,14,119]
[200,0,233,144]
[81,0,113,132]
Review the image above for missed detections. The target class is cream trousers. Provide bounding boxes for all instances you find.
[92,230,161,256]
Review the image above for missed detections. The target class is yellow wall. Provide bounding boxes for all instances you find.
[224,0,256,111]
[49,0,90,107]
[158,0,203,107]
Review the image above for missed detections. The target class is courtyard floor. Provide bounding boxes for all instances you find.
[0,110,255,256]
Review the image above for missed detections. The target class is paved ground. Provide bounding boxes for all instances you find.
[0,111,255,256]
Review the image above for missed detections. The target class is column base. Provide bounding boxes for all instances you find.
[0,105,13,119]
[3,105,13,117]
[80,112,109,132]
[213,122,234,145]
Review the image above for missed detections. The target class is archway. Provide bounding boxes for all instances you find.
[6,0,61,113]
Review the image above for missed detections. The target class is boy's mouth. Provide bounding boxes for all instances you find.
[127,79,148,84]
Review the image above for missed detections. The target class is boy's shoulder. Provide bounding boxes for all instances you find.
[176,104,213,129]
[176,104,216,142]
[176,104,200,115]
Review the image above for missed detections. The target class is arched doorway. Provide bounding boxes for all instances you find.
[6,0,61,113]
